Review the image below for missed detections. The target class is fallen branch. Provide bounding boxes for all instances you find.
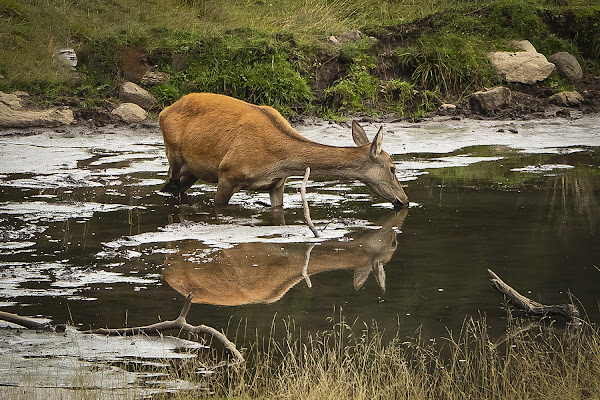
[301,167,320,238]
[488,269,579,321]
[0,311,65,332]
[88,293,245,363]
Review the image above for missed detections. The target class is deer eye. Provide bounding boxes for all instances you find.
[390,166,396,174]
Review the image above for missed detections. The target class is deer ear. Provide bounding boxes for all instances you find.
[352,120,369,146]
[370,126,384,158]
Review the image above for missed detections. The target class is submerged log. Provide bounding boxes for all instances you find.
[488,269,580,321]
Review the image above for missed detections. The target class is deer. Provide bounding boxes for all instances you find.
[159,93,408,208]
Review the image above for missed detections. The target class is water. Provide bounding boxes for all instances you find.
[1,117,599,392]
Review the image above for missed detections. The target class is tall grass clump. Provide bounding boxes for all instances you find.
[186,313,600,399]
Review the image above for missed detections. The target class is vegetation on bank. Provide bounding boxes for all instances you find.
[149,313,599,399]
[1,0,599,118]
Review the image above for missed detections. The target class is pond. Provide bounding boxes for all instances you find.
[1,117,599,393]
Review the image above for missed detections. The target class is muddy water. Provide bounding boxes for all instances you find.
[1,118,599,391]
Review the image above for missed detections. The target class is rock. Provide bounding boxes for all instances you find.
[328,30,362,46]
[141,71,170,86]
[487,51,555,84]
[0,91,29,109]
[549,91,584,107]
[0,91,74,128]
[328,36,341,46]
[119,82,157,110]
[337,30,362,43]
[548,52,583,82]
[438,103,457,115]
[0,104,74,128]
[508,40,537,53]
[470,87,511,113]
[111,103,147,123]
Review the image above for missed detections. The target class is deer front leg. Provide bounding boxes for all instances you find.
[215,178,238,206]
[269,179,286,208]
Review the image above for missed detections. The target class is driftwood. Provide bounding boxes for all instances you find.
[0,294,244,364]
[301,167,320,238]
[488,269,580,321]
[88,293,245,363]
[0,311,65,332]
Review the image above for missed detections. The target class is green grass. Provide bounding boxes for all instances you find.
[1,0,599,117]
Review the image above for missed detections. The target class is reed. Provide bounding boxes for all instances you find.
[183,313,600,399]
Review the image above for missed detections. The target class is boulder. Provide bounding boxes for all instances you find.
[470,87,511,113]
[508,40,537,53]
[111,103,147,123]
[548,52,583,82]
[487,51,555,84]
[0,91,74,128]
[119,82,157,110]
[328,30,362,46]
[141,71,170,86]
[549,91,584,107]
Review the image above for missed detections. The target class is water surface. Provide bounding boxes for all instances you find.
[1,117,599,392]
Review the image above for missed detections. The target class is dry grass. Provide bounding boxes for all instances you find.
[186,313,600,399]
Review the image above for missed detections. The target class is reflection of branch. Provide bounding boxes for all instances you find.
[488,269,579,321]
[301,167,320,238]
[302,244,316,288]
[0,311,65,332]
[88,293,245,363]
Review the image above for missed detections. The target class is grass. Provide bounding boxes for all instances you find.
[1,0,599,117]
[162,311,600,399]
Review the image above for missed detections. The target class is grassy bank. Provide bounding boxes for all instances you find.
[1,0,599,117]
[161,313,600,399]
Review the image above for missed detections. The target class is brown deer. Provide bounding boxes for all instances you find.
[163,209,407,305]
[159,93,408,208]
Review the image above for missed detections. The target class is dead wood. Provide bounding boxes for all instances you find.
[301,167,320,238]
[488,269,580,321]
[0,311,65,332]
[88,293,245,363]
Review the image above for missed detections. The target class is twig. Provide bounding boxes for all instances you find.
[88,293,245,363]
[301,167,320,238]
[488,269,579,321]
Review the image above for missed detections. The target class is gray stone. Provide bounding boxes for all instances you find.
[549,91,584,107]
[0,91,74,128]
[141,71,170,86]
[548,52,583,82]
[438,103,457,114]
[508,40,537,53]
[488,51,555,84]
[470,87,511,113]
[112,103,147,123]
[0,104,74,128]
[337,30,362,43]
[119,82,157,110]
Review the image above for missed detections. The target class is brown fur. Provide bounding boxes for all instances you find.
[159,93,408,207]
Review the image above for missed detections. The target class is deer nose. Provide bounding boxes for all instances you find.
[392,199,406,209]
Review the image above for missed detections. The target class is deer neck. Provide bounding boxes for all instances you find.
[283,140,367,180]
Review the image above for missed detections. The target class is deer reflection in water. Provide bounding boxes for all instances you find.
[164,209,408,306]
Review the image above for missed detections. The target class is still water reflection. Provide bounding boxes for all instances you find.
[0,120,599,347]
[164,210,407,305]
